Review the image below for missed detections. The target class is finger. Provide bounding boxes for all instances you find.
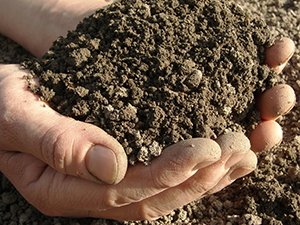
[249,120,282,152]
[264,37,295,73]
[100,138,221,208]
[0,64,127,184]
[94,133,250,221]
[257,84,296,120]
[203,150,257,196]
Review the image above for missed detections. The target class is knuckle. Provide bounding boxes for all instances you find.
[137,202,168,221]
[149,150,199,190]
[102,189,134,208]
[40,125,70,173]
[103,196,126,208]
[150,147,207,189]
[184,178,212,197]
[150,165,177,189]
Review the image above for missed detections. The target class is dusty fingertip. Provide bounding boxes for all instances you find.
[257,84,296,120]
[216,132,251,155]
[264,37,295,73]
[182,138,222,166]
[249,120,283,152]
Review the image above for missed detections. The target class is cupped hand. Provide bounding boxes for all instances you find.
[0,37,295,220]
[0,65,253,219]
[0,70,254,219]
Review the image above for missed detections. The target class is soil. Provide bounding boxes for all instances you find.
[0,0,300,224]
[24,0,280,165]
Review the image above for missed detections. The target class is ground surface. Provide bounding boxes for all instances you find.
[0,0,300,224]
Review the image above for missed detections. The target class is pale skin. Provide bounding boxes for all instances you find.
[0,0,296,221]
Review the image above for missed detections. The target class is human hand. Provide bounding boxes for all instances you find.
[0,64,254,220]
[0,37,295,220]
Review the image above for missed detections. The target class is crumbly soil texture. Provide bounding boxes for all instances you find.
[24,0,281,166]
[1,0,300,224]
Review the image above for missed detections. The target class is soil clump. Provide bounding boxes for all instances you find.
[24,0,281,165]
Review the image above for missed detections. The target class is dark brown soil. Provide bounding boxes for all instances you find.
[24,0,280,165]
[1,0,300,224]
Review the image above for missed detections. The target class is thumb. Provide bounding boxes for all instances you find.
[0,64,127,184]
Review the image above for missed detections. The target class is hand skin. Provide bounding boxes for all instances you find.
[0,0,114,57]
[0,0,296,220]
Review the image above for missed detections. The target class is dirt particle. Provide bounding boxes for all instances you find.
[184,70,203,89]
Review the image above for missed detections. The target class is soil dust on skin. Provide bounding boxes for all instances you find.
[0,0,300,224]
[25,0,280,166]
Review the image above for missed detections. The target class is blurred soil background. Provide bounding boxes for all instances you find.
[0,0,299,224]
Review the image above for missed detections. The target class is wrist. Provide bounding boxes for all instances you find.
[0,0,113,57]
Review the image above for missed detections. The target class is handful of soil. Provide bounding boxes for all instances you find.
[24,0,281,165]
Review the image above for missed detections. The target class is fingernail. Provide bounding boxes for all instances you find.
[87,145,117,184]
[229,167,255,181]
